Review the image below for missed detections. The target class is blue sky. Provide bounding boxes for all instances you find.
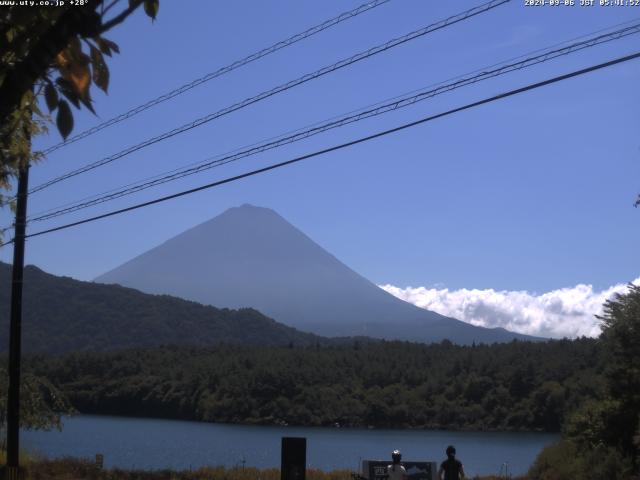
[1,0,639,300]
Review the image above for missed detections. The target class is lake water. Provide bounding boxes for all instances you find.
[22,415,558,477]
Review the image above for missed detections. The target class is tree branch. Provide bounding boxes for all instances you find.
[102,0,122,17]
[98,0,144,34]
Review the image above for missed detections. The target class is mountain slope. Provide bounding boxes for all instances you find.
[96,204,540,344]
[0,262,325,354]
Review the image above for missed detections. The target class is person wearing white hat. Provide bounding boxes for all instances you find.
[387,449,408,480]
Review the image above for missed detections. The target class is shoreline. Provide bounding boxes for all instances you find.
[62,412,558,435]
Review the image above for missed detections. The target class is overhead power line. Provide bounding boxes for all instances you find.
[6,50,637,246]
[25,16,640,223]
[28,0,510,195]
[40,0,393,155]
[25,21,640,224]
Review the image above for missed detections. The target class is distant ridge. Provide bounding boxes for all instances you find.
[0,262,327,354]
[96,204,541,344]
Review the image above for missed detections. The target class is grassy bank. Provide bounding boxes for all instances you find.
[0,456,526,480]
[3,456,350,480]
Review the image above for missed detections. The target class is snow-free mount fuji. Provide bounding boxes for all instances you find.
[96,204,540,344]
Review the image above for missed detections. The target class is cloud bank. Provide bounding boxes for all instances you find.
[380,279,640,339]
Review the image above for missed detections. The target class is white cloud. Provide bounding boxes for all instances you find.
[379,278,640,339]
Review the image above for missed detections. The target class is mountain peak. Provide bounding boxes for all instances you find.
[96,206,540,344]
[207,204,289,229]
[228,203,275,214]
[240,203,265,210]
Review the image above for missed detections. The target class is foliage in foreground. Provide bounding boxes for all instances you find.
[0,1,160,215]
[527,284,640,480]
[0,365,74,440]
[528,440,634,480]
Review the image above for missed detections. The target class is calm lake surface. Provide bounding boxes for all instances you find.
[23,415,558,477]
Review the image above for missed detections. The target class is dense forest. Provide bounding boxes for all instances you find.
[25,337,603,432]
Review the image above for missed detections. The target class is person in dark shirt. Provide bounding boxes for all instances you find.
[438,445,465,480]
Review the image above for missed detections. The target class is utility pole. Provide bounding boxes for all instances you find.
[5,162,29,480]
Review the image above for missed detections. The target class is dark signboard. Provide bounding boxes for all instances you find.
[281,437,306,480]
[362,460,436,480]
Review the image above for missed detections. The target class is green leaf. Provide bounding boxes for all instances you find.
[90,45,109,93]
[6,28,16,43]
[31,98,46,121]
[94,37,120,56]
[81,98,96,115]
[56,100,74,140]
[55,78,80,109]
[144,0,159,20]
[67,36,83,62]
[103,38,120,54]
[44,82,59,112]
[80,89,96,115]
[20,90,33,109]
[94,37,112,57]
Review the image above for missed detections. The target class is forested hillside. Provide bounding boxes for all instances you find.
[0,262,326,353]
[26,338,603,432]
